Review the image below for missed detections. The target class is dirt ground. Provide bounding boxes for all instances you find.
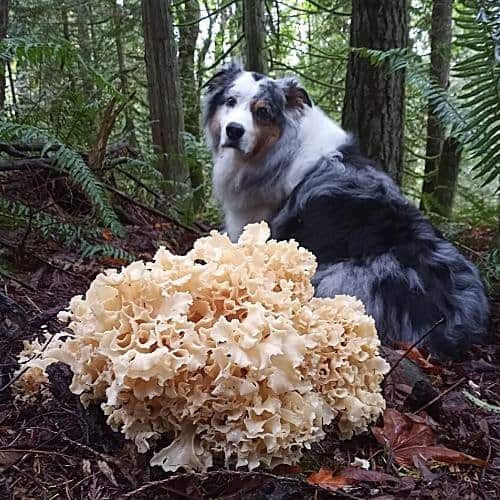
[0,206,498,500]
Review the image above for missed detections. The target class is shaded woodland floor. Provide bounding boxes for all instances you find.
[0,201,498,499]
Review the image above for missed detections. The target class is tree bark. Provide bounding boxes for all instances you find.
[433,137,461,218]
[142,0,188,191]
[420,0,454,211]
[177,0,204,209]
[177,0,200,137]
[112,0,138,149]
[342,0,409,185]
[244,0,267,73]
[0,0,10,113]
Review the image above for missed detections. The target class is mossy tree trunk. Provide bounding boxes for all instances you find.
[342,0,409,185]
[421,0,455,214]
[142,0,188,193]
[0,0,10,113]
[244,0,267,73]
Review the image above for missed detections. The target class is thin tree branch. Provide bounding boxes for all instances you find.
[385,317,445,379]
[103,183,204,235]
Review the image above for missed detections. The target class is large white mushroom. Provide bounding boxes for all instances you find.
[15,222,389,471]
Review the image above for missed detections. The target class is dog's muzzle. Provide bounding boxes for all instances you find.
[223,122,245,149]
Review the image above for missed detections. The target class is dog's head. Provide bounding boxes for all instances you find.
[203,61,312,160]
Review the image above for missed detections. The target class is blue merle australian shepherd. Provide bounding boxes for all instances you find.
[202,61,490,359]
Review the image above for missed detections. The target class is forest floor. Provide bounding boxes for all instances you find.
[0,203,498,500]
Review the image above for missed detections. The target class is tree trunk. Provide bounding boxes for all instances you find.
[112,0,138,149]
[177,0,200,137]
[342,0,409,185]
[244,0,267,73]
[420,0,454,211]
[177,0,204,210]
[142,0,188,191]
[0,0,10,113]
[433,137,461,218]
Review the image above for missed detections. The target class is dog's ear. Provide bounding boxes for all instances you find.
[279,77,312,109]
[203,60,243,93]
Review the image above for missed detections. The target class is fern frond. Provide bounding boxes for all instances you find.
[52,147,124,237]
[80,242,134,261]
[0,196,87,245]
[0,120,124,236]
[453,1,500,185]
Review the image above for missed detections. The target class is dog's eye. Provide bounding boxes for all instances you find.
[256,107,272,121]
[225,96,237,107]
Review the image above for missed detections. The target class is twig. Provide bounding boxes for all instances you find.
[200,34,244,75]
[0,332,56,393]
[0,268,36,292]
[116,166,163,201]
[413,377,467,414]
[103,183,204,235]
[0,448,75,459]
[385,317,445,379]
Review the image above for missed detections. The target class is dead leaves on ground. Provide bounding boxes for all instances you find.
[372,408,486,468]
[308,466,398,491]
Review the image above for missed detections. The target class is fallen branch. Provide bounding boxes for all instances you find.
[0,158,53,171]
[120,470,326,499]
[384,317,445,379]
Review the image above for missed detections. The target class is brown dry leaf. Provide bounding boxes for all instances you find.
[272,464,303,474]
[102,228,113,241]
[372,408,486,468]
[395,346,441,373]
[307,466,398,491]
[98,257,129,267]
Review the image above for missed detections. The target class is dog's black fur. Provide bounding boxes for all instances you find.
[271,146,489,358]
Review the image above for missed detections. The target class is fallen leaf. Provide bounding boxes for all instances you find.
[372,409,486,468]
[395,346,441,373]
[99,257,129,267]
[308,467,398,491]
[102,228,113,241]
[272,463,303,474]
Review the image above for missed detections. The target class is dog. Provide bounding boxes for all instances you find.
[202,61,490,359]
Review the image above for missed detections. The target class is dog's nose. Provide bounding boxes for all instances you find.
[226,122,245,141]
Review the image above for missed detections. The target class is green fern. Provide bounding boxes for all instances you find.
[0,121,124,237]
[80,242,134,261]
[0,197,133,262]
[454,1,500,185]
[0,196,87,244]
[52,147,124,237]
